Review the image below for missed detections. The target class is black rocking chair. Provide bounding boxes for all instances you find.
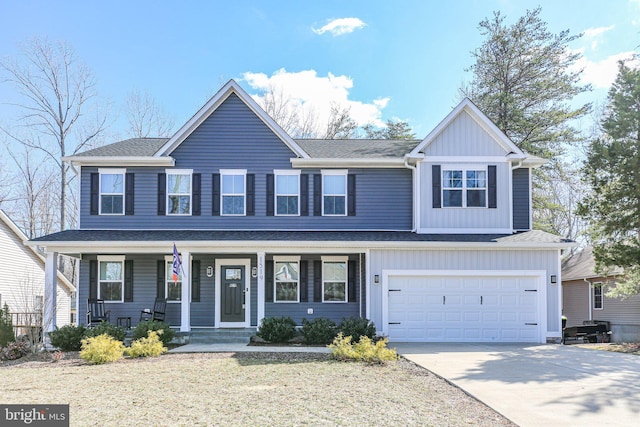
[139,298,167,323]
[87,299,111,326]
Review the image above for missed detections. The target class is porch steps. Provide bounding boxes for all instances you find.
[188,328,257,344]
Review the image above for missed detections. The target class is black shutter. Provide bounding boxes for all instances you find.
[125,173,135,215]
[314,260,322,302]
[265,260,274,302]
[90,173,99,215]
[192,173,201,216]
[300,260,308,302]
[191,260,201,302]
[157,260,165,299]
[89,260,98,300]
[246,174,255,216]
[124,260,134,302]
[300,174,309,216]
[212,173,220,216]
[348,260,356,302]
[157,173,166,215]
[347,174,356,216]
[266,174,274,216]
[432,165,441,208]
[488,165,497,209]
[313,174,322,216]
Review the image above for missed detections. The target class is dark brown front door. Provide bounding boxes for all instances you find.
[221,266,245,323]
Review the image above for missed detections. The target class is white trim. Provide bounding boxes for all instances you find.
[441,167,488,208]
[97,255,125,262]
[98,169,126,215]
[96,256,125,303]
[273,259,301,303]
[322,257,349,303]
[98,168,126,174]
[291,158,405,168]
[365,249,371,320]
[166,170,193,216]
[529,167,533,231]
[220,170,247,216]
[414,161,420,231]
[274,171,300,216]
[215,259,251,328]
[321,169,349,176]
[273,255,301,262]
[63,156,175,167]
[423,156,511,163]
[273,169,301,176]
[180,251,191,332]
[508,164,514,232]
[155,80,310,159]
[381,269,547,343]
[592,282,604,310]
[417,227,513,234]
[321,170,348,217]
[321,255,348,262]
[257,252,265,326]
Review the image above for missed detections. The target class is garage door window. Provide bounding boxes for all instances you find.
[322,260,347,302]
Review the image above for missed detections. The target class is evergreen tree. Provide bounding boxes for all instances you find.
[363,119,416,139]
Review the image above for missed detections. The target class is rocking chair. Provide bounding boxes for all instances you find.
[139,298,167,323]
[87,299,111,326]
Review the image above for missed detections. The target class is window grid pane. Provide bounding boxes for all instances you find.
[167,174,191,215]
[99,261,123,301]
[276,174,299,215]
[166,262,182,302]
[222,174,245,215]
[443,169,487,208]
[100,173,124,214]
[323,261,347,302]
[275,261,299,302]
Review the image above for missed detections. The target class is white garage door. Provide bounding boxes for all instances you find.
[387,273,542,342]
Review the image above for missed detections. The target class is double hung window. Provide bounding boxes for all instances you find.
[165,258,182,302]
[221,170,246,216]
[99,169,125,215]
[98,256,124,302]
[275,171,300,216]
[167,170,192,215]
[593,284,603,310]
[274,257,300,302]
[442,169,487,208]
[322,171,347,216]
[322,258,347,302]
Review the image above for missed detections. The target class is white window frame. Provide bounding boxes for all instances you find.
[220,169,247,216]
[321,169,348,217]
[321,256,348,303]
[593,282,604,310]
[442,167,488,208]
[166,169,193,216]
[273,256,301,303]
[98,168,126,215]
[274,170,301,216]
[97,255,125,303]
[164,255,184,303]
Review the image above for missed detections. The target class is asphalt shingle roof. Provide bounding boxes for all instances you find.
[561,246,623,281]
[76,138,169,157]
[295,139,421,159]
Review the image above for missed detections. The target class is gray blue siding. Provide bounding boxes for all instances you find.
[512,168,530,230]
[80,94,412,230]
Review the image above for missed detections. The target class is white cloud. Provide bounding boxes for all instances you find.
[574,50,639,89]
[242,68,388,135]
[312,18,366,36]
[583,25,615,38]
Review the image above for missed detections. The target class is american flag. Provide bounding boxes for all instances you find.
[172,243,182,283]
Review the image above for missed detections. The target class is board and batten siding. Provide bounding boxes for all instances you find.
[0,220,71,327]
[512,168,530,230]
[421,110,507,157]
[369,249,560,335]
[80,93,412,230]
[418,161,511,230]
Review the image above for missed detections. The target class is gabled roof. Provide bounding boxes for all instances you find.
[154,79,310,159]
[75,138,168,157]
[409,98,526,158]
[0,210,75,293]
[562,246,623,281]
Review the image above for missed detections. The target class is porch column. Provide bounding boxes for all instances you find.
[180,251,191,332]
[257,252,265,327]
[43,251,58,348]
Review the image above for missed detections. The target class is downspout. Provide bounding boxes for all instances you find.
[511,160,523,170]
[404,157,417,232]
[359,253,363,319]
[584,278,593,321]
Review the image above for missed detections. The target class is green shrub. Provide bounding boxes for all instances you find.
[0,340,31,361]
[48,324,87,351]
[338,317,376,344]
[80,334,125,364]
[301,318,337,345]
[0,303,15,347]
[126,331,167,358]
[85,322,126,342]
[257,316,297,343]
[329,333,398,364]
[133,321,175,346]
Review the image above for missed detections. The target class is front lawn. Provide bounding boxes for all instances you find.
[1,352,513,426]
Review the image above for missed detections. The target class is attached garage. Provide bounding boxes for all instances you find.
[382,270,547,343]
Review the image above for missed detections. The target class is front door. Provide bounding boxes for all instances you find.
[221,266,245,323]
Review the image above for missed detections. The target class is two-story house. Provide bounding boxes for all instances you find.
[29,80,571,343]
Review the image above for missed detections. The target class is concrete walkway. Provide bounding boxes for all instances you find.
[393,342,640,427]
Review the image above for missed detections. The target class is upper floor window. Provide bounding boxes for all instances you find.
[274,257,300,303]
[275,170,300,216]
[322,170,347,216]
[593,283,603,310]
[99,169,125,215]
[443,169,486,208]
[322,257,348,303]
[221,170,246,216]
[98,256,124,303]
[167,170,192,215]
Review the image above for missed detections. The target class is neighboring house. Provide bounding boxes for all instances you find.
[0,210,74,331]
[562,246,640,342]
[28,80,572,343]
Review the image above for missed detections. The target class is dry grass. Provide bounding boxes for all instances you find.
[1,352,514,426]
[577,342,640,355]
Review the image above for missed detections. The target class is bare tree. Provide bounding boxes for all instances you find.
[323,103,357,139]
[259,84,302,135]
[0,37,108,236]
[126,89,175,138]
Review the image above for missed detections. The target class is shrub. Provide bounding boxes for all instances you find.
[126,331,167,358]
[85,322,126,342]
[0,303,15,347]
[338,317,377,344]
[80,334,125,364]
[48,324,87,351]
[133,321,175,346]
[329,333,398,364]
[301,318,337,345]
[257,316,297,343]
[0,340,31,361]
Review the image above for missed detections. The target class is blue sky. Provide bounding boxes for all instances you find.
[0,0,638,140]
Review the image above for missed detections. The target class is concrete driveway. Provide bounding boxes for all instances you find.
[393,343,640,427]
